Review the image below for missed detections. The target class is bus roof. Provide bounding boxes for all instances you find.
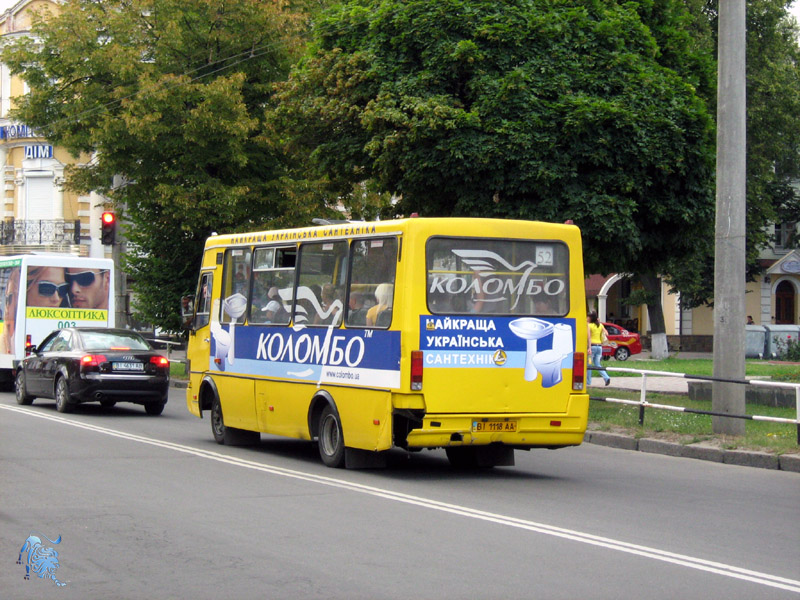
[204,217,582,250]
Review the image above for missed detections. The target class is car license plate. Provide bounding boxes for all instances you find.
[113,362,144,371]
[472,420,517,433]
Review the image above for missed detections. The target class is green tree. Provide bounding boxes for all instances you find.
[272,0,716,356]
[2,0,311,331]
[656,0,800,308]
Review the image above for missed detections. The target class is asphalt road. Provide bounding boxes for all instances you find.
[1,388,799,600]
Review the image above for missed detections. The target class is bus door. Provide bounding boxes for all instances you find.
[212,248,256,428]
[186,269,214,417]
[422,236,576,415]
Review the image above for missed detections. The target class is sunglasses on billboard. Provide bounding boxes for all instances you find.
[37,281,70,297]
[65,271,97,287]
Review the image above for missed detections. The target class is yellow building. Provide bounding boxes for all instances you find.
[0,0,110,258]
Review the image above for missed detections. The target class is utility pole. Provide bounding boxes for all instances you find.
[712,0,746,435]
[112,233,127,329]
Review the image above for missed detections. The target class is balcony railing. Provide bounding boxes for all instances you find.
[1,218,81,246]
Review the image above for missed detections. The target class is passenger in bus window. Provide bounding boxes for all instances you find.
[366,283,393,326]
[316,283,342,325]
[65,268,110,310]
[347,291,368,326]
[262,300,290,324]
[27,267,70,308]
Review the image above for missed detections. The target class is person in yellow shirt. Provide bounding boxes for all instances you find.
[587,311,610,386]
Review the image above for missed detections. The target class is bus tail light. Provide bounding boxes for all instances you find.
[25,335,32,355]
[572,352,585,391]
[410,350,423,391]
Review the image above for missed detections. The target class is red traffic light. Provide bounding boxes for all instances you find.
[101,211,117,244]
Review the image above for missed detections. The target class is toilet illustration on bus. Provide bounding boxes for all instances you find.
[509,318,573,387]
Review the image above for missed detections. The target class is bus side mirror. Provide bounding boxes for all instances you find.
[180,295,195,330]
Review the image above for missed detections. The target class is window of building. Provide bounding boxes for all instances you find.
[775,221,797,252]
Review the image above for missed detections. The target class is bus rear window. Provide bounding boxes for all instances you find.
[426,237,569,316]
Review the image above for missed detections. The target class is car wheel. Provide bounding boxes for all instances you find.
[614,346,630,361]
[55,377,73,413]
[15,370,34,405]
[318,405,345,468]
[144,402,165,416]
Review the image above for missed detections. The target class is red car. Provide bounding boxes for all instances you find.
[602,322,642,361]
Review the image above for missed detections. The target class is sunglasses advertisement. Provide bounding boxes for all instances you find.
[26,267,110,310]
[0,259,113,360]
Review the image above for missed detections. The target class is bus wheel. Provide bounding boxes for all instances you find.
[210,395,259,446]
[445,447,479,468]
[55,377,73,413]
[15,370,33,405]
[210,396,226,444]
[318,405,345,468]
[447,446,514,468]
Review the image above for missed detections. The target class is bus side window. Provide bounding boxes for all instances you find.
[296,241,347,327]
[346,238,398,328]
[249,246,295,326]
[220,248,251,324]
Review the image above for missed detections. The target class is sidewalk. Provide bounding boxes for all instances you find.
[589,375,689,394]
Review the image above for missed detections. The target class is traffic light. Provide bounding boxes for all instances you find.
[101,211,116,245]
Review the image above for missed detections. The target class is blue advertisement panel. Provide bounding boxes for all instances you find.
[420,315,577,388]
[209,323,402,388]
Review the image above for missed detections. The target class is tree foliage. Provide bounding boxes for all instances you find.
[2,0,312,331]
[663,0,800,308]
[271,0,716,343]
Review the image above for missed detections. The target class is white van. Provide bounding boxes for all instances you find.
[0,254,114,385]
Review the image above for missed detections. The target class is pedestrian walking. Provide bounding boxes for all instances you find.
[587,311,610,386]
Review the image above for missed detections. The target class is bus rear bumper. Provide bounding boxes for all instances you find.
[404,413,588,449]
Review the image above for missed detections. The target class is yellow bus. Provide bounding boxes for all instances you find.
[184,217,589,468]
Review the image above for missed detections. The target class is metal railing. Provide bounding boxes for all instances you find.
[589,366,800,443]
[0,218,81,245]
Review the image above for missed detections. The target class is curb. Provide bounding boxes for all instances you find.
[585,431,799,473]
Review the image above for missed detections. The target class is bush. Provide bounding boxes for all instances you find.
[776,336,800,362]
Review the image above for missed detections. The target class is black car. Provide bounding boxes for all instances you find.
[15,328,170,415]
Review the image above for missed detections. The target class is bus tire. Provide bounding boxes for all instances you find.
[445,447,479,468]
[447,446,514,468]
[55,377,73,413]
[15,370,33,405]
[210,395,259,446]
[318,405,345,468]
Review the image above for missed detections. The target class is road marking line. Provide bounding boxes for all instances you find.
[3,403,799,594]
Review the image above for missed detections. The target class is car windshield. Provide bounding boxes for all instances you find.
[80,332,151,351]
